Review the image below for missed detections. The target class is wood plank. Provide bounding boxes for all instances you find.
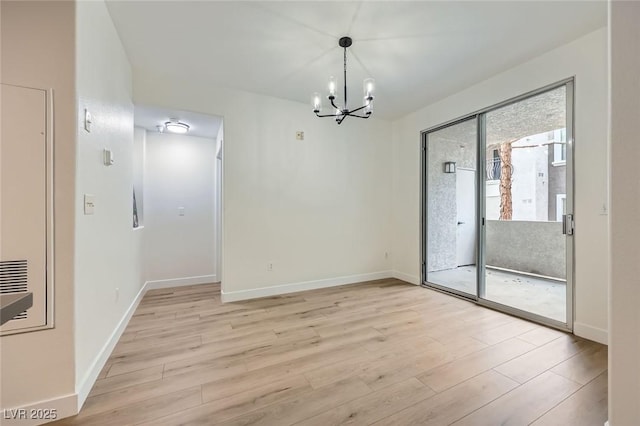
[417,337,536,392]
[531,371,608,426]
[52,386,202,426]
[139,375,312,426]
[243,327,384,372]
[295,378,435,426]
[517,326,568,346]
[218,378,372,426]
[111,334,202,357]
[473,318,538,345]
[373,370,519,425]
[79,363,246,418]
[451,371,582,426]
[89,365,164,397]
[303,338,447,390]
[494,334,593,383]
[551,343,608,385]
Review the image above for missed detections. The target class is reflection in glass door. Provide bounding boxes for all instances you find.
[481,84,571,324]
[424,118,478,298]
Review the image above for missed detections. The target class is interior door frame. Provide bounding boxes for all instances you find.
[420,78,575,332]
[455,167,477,267]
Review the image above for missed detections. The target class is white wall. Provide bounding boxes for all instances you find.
[134,75,393,300]
[0,0,77,417]
[74,0,141,407]
[609,1,640,423]
[143,131,218,285]
[391,28,609,343]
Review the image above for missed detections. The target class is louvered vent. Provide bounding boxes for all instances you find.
[0,260,29,320]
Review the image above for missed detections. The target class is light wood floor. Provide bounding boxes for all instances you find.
[53,279,608,425]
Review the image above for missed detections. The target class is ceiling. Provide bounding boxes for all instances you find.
[134,104,222,139]
[106,1,606,120]
[430,84,566,147]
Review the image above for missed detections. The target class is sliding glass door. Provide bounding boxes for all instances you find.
[423,117,478,298]
[422,80,573,329]
[481,84,572,324]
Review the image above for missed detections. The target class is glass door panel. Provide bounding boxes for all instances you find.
[425,118,478,297]
[481,85,570,323]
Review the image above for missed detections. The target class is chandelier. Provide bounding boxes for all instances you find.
[311,37,375,125]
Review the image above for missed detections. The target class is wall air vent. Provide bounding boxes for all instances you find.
[0,260,29,320]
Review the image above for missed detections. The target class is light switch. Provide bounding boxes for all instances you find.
[103,149,114,166]
[84,194,95,215]
[296,131,304,140]
[178,207,185,216]
[84,109,92,133]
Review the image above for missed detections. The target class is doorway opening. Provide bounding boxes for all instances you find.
[134,105,223,290]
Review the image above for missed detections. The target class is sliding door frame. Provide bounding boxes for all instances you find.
[420,77,575,332]
[421,115,480,300]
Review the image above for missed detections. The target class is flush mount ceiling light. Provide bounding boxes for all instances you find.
[311,36,375,125]
[165,118,190,134]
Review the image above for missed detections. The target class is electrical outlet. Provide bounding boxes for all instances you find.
[600,203,608,215]
[296,131,304,140]
[267,262,274,272]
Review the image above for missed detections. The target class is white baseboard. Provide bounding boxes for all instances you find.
[574,322,608,345]
[221,271,393,302]
[145,274,218,290]
[76,282,148,411]
[1,393,77,426]
[392,270,420,285]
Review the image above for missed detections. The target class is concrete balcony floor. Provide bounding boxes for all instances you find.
[427,265,566,322]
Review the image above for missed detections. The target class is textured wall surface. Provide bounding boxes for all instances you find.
[486,220,565,278]
[426,119,477,272]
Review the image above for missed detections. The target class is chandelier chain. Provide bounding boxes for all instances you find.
[343,47,348,109]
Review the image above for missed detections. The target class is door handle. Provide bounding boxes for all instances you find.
[562,214,574,235]
[457,221,465,225]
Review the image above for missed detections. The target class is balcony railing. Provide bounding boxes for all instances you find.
[486,157,501,181]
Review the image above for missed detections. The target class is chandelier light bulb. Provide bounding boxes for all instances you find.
[328,76,337,98]
[312,92,322,113]
[364,78,375,99]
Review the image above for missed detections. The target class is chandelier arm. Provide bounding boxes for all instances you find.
[315,112,339,118]
[328,97,340,111]
[347,103,370,115]
[346,113,371,119]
